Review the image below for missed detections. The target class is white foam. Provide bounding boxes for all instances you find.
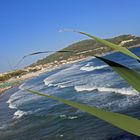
[98,87,138,95]
[67,116,78,120]
[7,98,17,109]
[44,79,67,88]
[60,114,66,118]
[75,86,97,92]
[60,134,64,137]
[43,79,54,87]
[80,65,108,72]
[57,84,68,88]
[8,103,17,109]
[19,83,25,90]
[44,76,74,89]
[13,110,27,119]
[74,85,138,95]
[60,114,78,120]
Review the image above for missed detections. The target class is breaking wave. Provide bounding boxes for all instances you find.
[13,110,28,119]
[60,114,78,120]
[44,79,72,89]
[74,85,138,95]
[7,89,42,110]
[80,64,108,72]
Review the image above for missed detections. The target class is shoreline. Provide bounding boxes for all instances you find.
[0,81,23,96]
[0,44,140,95]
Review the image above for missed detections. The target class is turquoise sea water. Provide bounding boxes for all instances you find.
[1,47,140,140]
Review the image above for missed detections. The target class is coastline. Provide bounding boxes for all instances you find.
[0,81,22,96]
[0,44,140,95]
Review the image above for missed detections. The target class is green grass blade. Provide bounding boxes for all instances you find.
[96,56,140,93]
[64,30,140,61]
[25,88,140,136]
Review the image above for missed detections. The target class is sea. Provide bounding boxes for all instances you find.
[1,47,140,140]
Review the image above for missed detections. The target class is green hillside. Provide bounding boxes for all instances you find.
[33,34,140,66]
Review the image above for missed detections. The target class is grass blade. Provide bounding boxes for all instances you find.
[23,50,72,59]
[24,88,140,136]
[62,30,140,61]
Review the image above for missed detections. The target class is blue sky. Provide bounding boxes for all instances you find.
[0,0,140,72]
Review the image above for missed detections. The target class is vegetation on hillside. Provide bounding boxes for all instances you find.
[34,34,140,66]
[0,70,26,82]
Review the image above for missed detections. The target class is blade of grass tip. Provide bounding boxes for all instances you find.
[61,29,140,62]
[24,88,140,136]
[95,56,140,93]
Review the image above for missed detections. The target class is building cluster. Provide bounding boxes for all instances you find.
[25,55,86,73]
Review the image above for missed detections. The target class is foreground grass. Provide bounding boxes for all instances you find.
[25,88,140,137]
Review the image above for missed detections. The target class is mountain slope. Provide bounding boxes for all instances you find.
[33,34,140,66]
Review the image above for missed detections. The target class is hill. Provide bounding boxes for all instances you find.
[1,34,140,83]
[32,34,140,66]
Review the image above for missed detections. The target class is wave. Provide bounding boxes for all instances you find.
[98,87,138,95]
[44,77,74,89]
[19,83,25,90]
[44,79,67,88]
[75,86,97,92]
[57,81,71,88]
[7,97,18,109]
[80,65,108,72]
[43,79,54,87]
[60,114,78,120]
[43,63,83,87]
[13,110,27,119]
[74,85,140,111]
[74,85,138,95]
[7,89,42,111]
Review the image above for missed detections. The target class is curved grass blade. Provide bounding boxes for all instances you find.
[61,29,140,62]
[95,56,140,93]
[77,31,140,61]
[24,88,140,136]
[23,50,72,59]
[15,50,72,68]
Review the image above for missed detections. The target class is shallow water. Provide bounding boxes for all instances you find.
[1,47,140,140]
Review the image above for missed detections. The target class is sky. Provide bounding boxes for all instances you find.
[0,0,140,73]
